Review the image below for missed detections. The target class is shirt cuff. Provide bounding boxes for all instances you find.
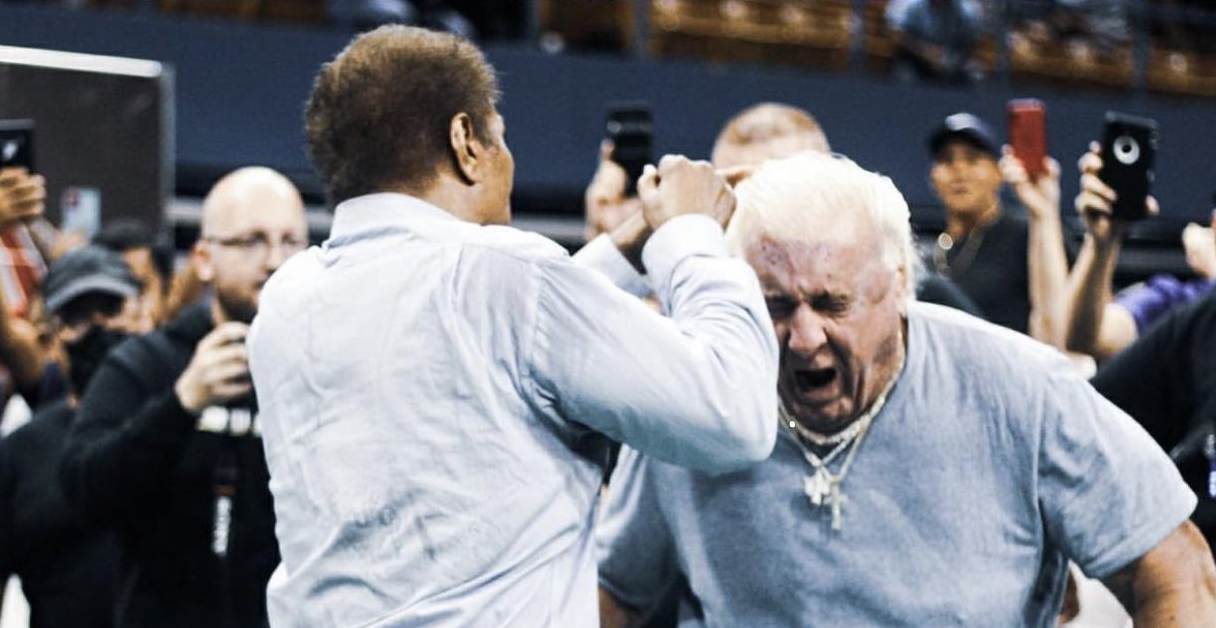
[642,214,728,296]
[129,390,201,449]
[575,233,652,299]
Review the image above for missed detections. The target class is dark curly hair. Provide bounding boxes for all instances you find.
[305,25,500,204]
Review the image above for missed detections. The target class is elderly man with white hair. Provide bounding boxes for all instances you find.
[597,151,1216,628]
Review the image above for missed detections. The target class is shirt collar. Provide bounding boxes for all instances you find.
[328,192,461,244]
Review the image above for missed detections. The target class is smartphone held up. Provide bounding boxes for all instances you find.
[1099,111,1158,222]
[605,102,652,197]
[0,119,36,172]
[1007,99,1047,180]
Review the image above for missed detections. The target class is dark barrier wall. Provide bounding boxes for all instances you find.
[2,3,1215,242]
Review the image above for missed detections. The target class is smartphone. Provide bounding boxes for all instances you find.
[605,102,652,197]
[0,119,35,172]
[1007,99,1047,180]
[1099,112,1158,222]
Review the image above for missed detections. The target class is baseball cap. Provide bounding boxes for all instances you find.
[43,245,140,315]
[928,112,999,159]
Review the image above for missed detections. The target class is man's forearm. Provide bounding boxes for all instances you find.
[22,218,60,262]
[1064,235,1119,355]
[1110,524,1216,627]
[0,318,47,392]
[1027,212,1070,349]
[1131,589,1216,627]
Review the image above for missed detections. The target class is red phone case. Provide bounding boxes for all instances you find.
[1007,99,1047,180]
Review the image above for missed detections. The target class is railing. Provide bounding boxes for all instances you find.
[540,0,1216,100]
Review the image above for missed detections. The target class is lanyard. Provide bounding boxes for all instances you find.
[211,406,253,558]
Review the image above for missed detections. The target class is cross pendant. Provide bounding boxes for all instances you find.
[828,483,849,531]
[804,468,833,506]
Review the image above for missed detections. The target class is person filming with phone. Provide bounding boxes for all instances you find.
[60,166,307,628]
[925,110,1071,347]
[1065,135,1215,363]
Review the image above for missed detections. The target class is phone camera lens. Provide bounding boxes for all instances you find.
[1113,136,1140,165]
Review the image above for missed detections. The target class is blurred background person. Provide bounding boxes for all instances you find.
[93,219,174,333]
[886,0,988,84]
[925,111,1070,346]
[60,167,306,628]
[0,245,142,628]
[1066,144,1216,362]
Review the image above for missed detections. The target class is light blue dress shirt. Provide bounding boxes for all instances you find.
[247,193,778,627]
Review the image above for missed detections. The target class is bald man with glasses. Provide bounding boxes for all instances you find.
[61,167,307,628]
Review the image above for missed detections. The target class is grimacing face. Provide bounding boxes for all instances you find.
[930,139,1002,220]
[745,223,907,434]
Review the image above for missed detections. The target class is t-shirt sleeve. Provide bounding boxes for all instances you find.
[597,447,680,613]
[1037,367,1196,580]
[1114,275,1194,333]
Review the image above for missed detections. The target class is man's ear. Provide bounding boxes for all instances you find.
[449,112,482,185]
[894,261,911,313]
[192,240,215,284]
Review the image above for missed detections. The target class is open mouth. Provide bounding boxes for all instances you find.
[795,368,837,390]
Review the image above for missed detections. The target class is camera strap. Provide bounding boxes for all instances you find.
[211,409,243,558]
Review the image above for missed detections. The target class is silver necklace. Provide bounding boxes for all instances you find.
[783,402,880,531]
[782,406,867,446]
[933,210,1000,279]
[782,348,905,531]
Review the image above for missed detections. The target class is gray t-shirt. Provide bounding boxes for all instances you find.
[598,303,1195,628]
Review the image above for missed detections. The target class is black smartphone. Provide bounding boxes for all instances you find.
[605,102,652,197]
[1099,112,1157,222]
[0,119,35,172]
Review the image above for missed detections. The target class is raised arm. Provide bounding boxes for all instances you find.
[62,323,252,523]
[538,156,778,473]
[1064,143,1143,361]
[1001,147,1069,348]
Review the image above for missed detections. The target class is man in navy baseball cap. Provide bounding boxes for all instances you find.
[928,111,1000,159]
[925,110,1068,342]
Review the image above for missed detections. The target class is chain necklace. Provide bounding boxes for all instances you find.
[932,208,1000,279]
[782,346,905,531]
[782,405,868,446]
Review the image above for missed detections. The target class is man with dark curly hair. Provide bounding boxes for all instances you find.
[248,25,781,627]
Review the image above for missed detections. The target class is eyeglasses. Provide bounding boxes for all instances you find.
[205,233,308,258]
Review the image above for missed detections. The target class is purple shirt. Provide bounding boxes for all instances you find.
[1116,274,1216,332]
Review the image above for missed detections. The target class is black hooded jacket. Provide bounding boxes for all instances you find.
[60,301,279,628]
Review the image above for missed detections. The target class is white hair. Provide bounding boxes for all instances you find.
[726,151,917,299]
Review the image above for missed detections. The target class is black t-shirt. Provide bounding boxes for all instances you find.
[916,272,982,316]
[928,210,1031,334]
[0,399,118,628]
[1091,290,1216,550]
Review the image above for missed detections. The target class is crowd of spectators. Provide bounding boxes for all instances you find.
[3,10,1216,628]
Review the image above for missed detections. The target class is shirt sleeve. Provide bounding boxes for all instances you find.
[60,347,198,525]
[1115,274,1193,333]
[572,234,651,299]
[528,215,779,473]
[597,447,680,613]
[1038,365,1196,580]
